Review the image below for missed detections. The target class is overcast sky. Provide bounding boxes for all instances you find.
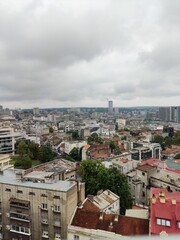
[0,0,180,109]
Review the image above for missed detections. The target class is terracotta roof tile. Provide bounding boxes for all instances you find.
[71,203,149,236]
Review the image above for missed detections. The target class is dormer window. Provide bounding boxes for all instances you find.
[156,218,171,227]
[177,222,180,228]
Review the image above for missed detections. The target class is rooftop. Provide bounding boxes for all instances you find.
[87,190,119,212]
[137,164,156,172]
[0,169,76,192]
[71,202,149,236]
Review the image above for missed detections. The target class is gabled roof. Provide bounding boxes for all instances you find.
[71,205,149,236]
[150,188,180,235]
[87,190,119,212]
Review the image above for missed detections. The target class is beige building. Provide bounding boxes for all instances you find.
[127,164,157,206]
[0,154,13,170]
[0,169,85,240]
[64,141,87,155]
[112,158,138,174]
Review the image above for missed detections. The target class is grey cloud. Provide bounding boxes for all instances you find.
[0,0,180,108]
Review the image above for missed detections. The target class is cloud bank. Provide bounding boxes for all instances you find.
[0,0,180,108]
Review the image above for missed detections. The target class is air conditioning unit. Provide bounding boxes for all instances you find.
[6,225,10,230]
[6,213,10,217]
[42,219,48,224]
[55,233,61,240]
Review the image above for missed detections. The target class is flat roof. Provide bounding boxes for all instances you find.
[24,171,54,179]
[0,169,76,192]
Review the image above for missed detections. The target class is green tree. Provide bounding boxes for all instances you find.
[174,131,180,145]
[72,130,80,140]
[38,145,54,163]
[79,160,132,214]
[14,155,32,169]
[87,133,103,145]
[151,134,166,150]
[164,136,172,148]
[106,167,132,214]
[69,147,81,161]
[49,127,54,133]
[17,141,27,157]
[174,153,180,159]
[79,160,106,195]
[28,142,39,160]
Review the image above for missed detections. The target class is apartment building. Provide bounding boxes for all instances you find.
[0,154,13,171]
[0,169,85,240]
[127,161,180,206]
[0,128,25,154]
[159,106,180,123]
[0,128,15,154]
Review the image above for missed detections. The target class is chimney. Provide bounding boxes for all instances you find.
[159,196,166,203]
[87,195,94,202]
[151,194,156,204]
[99,211,103,220]
[108,221,114,230]
[114,214,119,222]
[172,198,176,205]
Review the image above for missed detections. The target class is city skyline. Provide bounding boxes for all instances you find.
[0,0,180,109]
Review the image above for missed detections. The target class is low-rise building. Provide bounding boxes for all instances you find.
[87,190,120,214]
[64,141,87,155]
[68,192,149,240]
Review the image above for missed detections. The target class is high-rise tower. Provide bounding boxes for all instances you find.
[108,100,113,115]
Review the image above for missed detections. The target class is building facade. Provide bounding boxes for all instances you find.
[0,169,85,240]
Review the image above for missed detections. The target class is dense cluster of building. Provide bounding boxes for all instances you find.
[0,104,180,239]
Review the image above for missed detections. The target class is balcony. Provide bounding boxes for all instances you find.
[10,225,31,236]
[10,212,30,222]
[10,199,30,210]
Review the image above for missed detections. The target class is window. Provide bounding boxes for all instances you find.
[11,225,30,235]
[29,192,35,195]
[41,194,47,197]
[142,172,145,176]
[17,190,23,194]
[5,188,11,192]
[41,203,48,210]
[74,235,79,240]
[54,195,60,199]
[156,218,171,227]
[53,205,60,212]
[142,191,145,197]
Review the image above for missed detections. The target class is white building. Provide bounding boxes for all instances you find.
[64,141,87,154]
[0,128,25,154]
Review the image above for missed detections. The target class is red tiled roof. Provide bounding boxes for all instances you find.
[83,144,91,150]
[150,188,180,235]
[71,201,149,236]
